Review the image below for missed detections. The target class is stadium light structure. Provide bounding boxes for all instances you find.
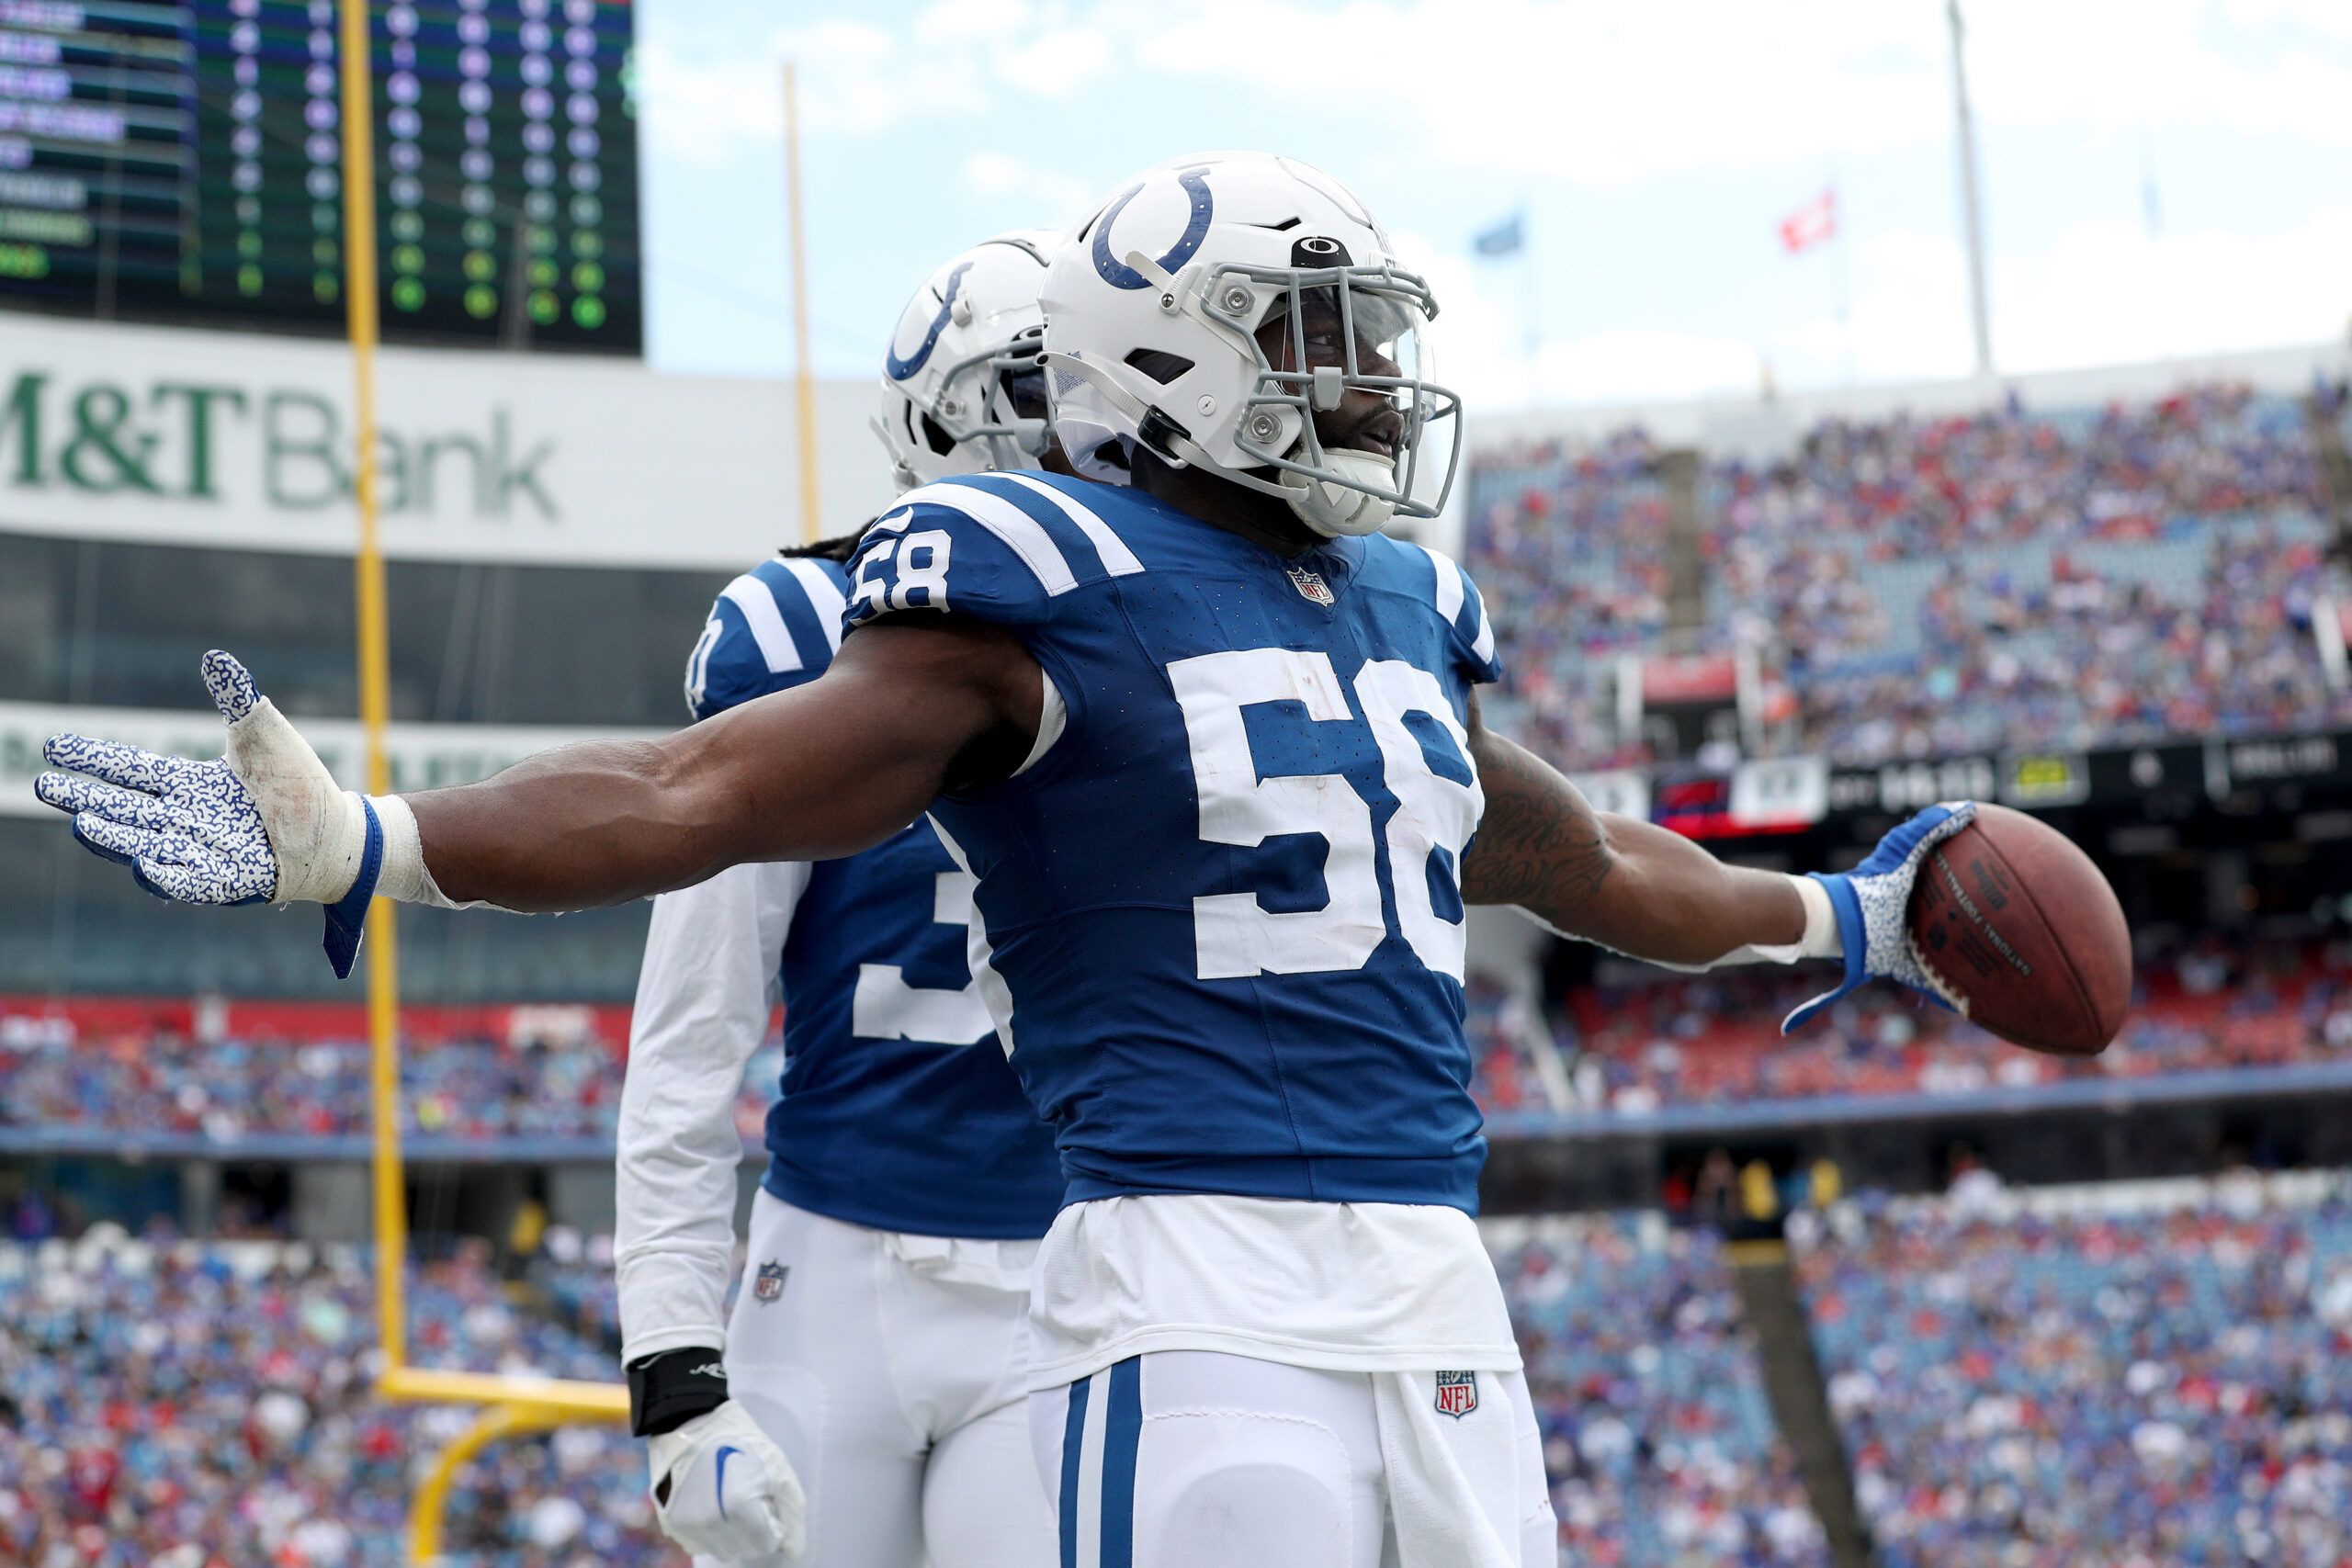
[332,3,628,1562]
[1947,0,1996,378]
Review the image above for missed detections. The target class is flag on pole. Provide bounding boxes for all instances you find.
[1473,210,1524,257]
[1779,188,1838,254]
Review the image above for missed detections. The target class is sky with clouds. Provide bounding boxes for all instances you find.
[630,0,2352,412]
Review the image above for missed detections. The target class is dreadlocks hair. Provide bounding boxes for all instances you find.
[780,526,869,564]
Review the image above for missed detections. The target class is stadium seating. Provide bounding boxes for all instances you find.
[0,1021,675,1148]
[0,1227,667,1567]
[1491,1214,1827,1566]
[1792,1170,2352,1566]
[1466,973,1562,1115]
[1466,382,2347,771]
[1558,936,2352,1118]
[11,933,2352,1140]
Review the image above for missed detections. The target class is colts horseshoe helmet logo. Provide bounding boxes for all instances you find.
[1091,167,1216,290]
[885,259,976,380]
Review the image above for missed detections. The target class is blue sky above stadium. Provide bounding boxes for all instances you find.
[632,0,2352,409]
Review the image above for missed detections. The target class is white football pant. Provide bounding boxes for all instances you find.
[711,1191,1055,1568]
[1029,1350,1555,1568]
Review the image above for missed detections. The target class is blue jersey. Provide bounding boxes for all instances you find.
[684,554,1064,1239]
[842,471,1502,1213]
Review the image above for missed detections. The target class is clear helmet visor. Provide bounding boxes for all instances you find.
[1237,265,1461,524]
[1261,282,1425,385]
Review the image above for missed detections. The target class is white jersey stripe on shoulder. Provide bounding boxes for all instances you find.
[683,616,720,713]
[1414,541,1466,624]
[718,573,801,674]
[989,472,1146,578]
[900,481,1078,595]
[775,557,847,653]
[1472,599,1498,665]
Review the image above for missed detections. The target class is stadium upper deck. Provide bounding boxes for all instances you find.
[1465,375,2352,774]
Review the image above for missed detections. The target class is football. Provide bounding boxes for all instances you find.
[1905,805,2132,1055]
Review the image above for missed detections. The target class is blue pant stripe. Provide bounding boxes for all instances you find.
[1058,1375,1090,1568]
[1100,1358,1143,1568]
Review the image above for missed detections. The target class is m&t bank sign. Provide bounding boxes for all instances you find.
[0,369,559,520]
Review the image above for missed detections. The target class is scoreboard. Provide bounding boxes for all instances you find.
[0,0,640,353]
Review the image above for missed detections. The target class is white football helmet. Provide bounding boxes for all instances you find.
[1040,151,1461,536]
[874,229,1062,490]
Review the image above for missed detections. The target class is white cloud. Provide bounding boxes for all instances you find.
[1000,26,1116,89]
[1996,208,2352,369]
[959,151,1099,227]
[1136,0,2352,184]
[1962,0,2352,143]
[1140,0,1949,184]
[636,20,999,162]
[636,6,1118,162]
[1395,226,1764,409]
[641,1,2352,184]
[1420,203,2352,410]
[1745,209,2352,394]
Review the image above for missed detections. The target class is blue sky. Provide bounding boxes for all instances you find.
[631,0,2352,410]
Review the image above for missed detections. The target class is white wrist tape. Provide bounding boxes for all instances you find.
[1532,874,1842,974]
[368,794,512,911]
[220,696,369,906]
[1714,874,1841,965]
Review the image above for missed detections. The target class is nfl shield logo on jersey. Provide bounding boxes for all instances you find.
[1433,1371,1478,1418]
[1286,564,1335,606]
[753,1260,787,1304]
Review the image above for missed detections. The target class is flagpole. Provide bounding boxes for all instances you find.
[1948,0,1995,378]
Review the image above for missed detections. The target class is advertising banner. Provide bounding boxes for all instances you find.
[0,314,895,570]
[0,700,665,818]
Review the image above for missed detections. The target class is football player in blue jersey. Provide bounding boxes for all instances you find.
[616,231,1068,1568]
[39,152,1980,1566]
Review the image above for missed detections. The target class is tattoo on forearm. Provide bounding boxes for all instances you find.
[1461,730,1613,915]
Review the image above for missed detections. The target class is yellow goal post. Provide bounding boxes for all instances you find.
[334,4,631,1562]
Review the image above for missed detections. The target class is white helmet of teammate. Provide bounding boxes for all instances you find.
[874,229,1062,491]
[1040,152,1461,536]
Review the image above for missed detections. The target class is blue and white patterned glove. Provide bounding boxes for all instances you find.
[35,650,387,978]
[1781,801,1978,1034]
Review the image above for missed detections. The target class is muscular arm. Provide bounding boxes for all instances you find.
[1460,694,1810,967]
[410,617,1039,910]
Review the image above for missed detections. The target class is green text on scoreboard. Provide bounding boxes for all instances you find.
[0,0,641,352]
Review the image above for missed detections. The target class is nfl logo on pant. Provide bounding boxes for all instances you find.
[753,1259,787,1303]
[1433,1370,1478,1418]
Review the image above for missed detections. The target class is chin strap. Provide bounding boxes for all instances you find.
[1281,450,1398,537]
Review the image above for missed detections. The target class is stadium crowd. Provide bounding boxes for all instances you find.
[0,1226,668,1568]
[0,1017,642,1145]
[1462,932,2352,1122]
[8,929,2348,1145]
[1792,1173,2352,1567]
[1467,382,2349,772]
[1494,1216,1826,1566]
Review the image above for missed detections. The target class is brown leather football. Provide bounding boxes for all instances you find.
[1905,804,2132,1055]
